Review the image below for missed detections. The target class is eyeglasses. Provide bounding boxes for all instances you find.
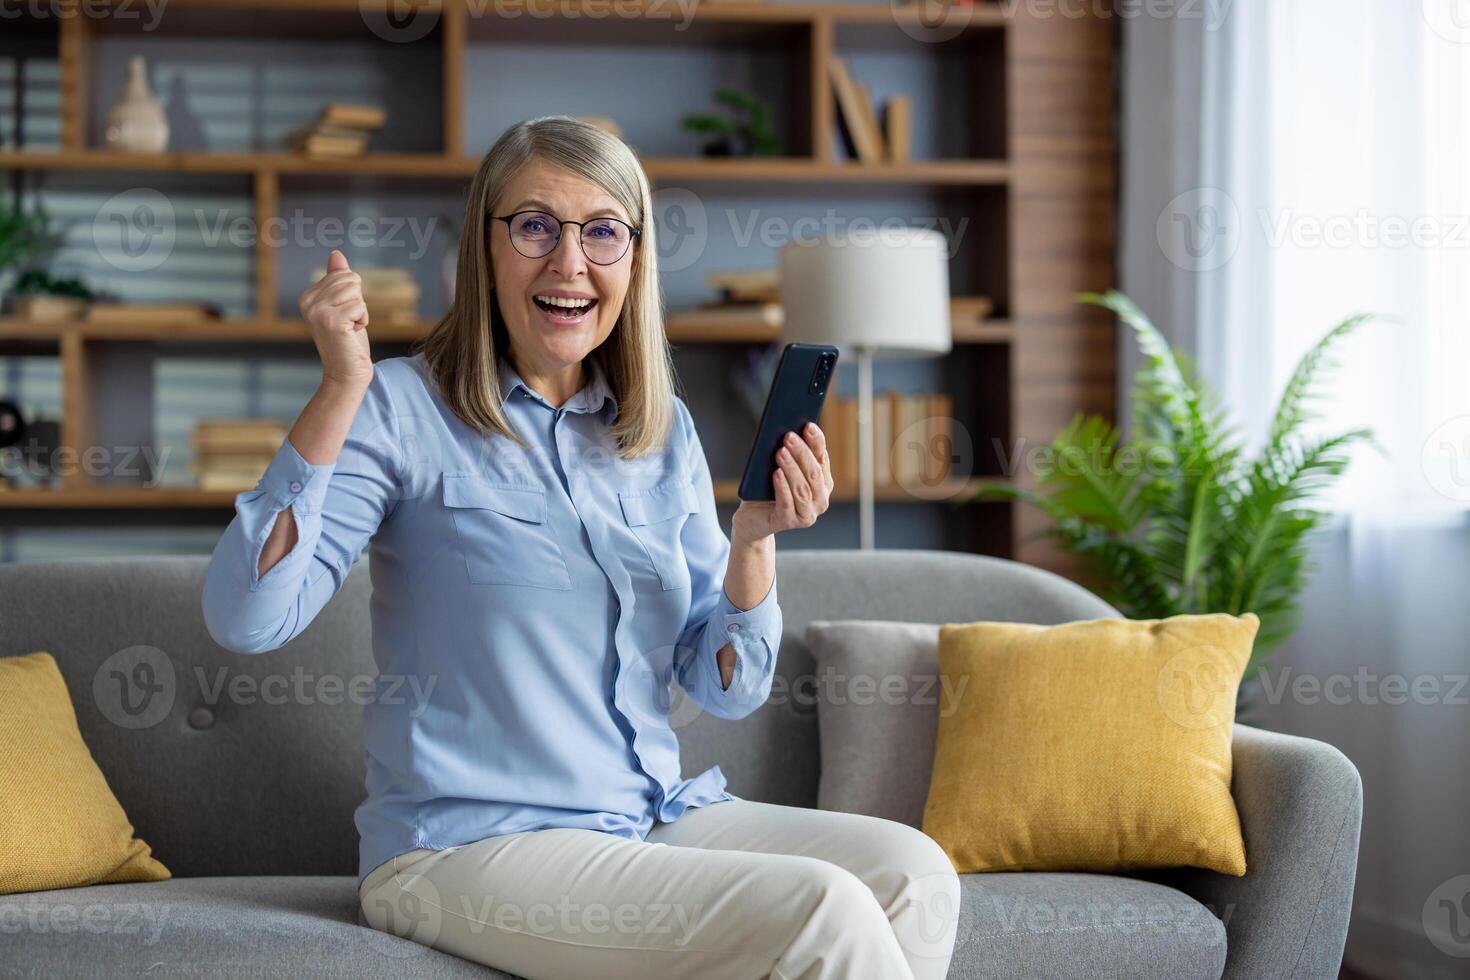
[490,209,640,266]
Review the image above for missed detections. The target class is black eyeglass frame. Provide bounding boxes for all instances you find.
[489,209,642,265]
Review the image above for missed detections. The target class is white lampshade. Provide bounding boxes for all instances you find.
[778,226,952,359]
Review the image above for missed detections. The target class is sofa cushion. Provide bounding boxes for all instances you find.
[925,614,1256,877]
[0,651,171,895]
[0,876,510,979]
[805,619,945,828]
[952,872,1227,979]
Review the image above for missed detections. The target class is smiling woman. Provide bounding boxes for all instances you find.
[199,116,958,980]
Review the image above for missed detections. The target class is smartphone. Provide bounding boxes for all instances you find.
[737,343,840,501]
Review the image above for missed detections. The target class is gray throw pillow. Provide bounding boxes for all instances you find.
[805,619,961,830]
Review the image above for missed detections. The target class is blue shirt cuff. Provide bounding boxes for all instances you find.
[252,436,335,516]
[710,574,780,698]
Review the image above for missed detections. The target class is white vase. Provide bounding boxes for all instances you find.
[105,56,169,153]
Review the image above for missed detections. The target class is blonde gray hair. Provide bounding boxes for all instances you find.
[416,115,676,458]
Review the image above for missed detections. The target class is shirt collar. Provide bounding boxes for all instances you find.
[498,354,618,423]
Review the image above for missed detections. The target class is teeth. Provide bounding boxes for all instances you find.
[535,295,594,309]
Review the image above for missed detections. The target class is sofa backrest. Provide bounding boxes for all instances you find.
[0,550,1117,878]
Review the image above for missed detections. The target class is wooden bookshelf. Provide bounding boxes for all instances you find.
[0,315,1015,345]
[0,476,1011,510]
[0,0,1116,572]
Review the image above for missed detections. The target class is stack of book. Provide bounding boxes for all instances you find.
[287,103,386,159]
[817,391,956,493]
[307,265,421,327]
[829,56,911,163]
[675,268,783,331]
[191,419,289,491]
[87,302,222,326]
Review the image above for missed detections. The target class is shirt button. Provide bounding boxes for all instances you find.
[288,480,303,493]
[726,623,742,634]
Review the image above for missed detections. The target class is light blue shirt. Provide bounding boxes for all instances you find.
[201,350,782,886]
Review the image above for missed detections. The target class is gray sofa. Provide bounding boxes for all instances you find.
[0,549,1362,979]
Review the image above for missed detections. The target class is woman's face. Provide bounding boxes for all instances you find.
[487,158,636,377]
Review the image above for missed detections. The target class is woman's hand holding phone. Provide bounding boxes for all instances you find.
[730,421,833,544]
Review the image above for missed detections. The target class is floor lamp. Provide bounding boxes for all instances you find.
[778,228,952,550]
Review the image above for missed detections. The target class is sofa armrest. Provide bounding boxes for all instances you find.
[1169,723,1363,980]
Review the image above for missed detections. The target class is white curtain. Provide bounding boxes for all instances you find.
[1122,2,1470,973]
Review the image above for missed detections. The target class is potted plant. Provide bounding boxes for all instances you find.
[682,88,780,157]
[0,198,53,298]
[11,269,94,322]
[969,290,1380,708]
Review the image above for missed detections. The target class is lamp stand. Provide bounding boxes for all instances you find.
[856,345,875,551]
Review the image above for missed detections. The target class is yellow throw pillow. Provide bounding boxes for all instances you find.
[0,652,171,895]
[922,613,1258,877]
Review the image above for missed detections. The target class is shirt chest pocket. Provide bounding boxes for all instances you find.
[618,479,698,591]
[442,474,572,590]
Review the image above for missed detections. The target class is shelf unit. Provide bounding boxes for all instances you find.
[0,0,1116,571]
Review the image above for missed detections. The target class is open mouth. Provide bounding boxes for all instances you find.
[532,294,598,321]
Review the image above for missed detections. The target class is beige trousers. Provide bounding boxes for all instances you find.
[357,798,962,980]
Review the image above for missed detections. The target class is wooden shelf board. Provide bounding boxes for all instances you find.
[0,151,1009,185]
[1,316,1013,345]
[0,477,1011,509]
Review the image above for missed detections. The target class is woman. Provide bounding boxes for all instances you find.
[201,116,960,980]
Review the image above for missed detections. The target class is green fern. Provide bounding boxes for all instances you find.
[973,290,1377,706]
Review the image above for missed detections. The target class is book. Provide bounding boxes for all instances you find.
[874,389,894,487]
[705,268,780,303]
[949,295,995,320]
[884,95,912,163]
[673,302,783,328]
[852,82,885,160]
[87,302,223,325]
[828,57,883,163]
[316,103,386,130]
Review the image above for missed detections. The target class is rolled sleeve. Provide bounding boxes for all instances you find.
[671,398,783,720]
[201,366,401,654]
[245,435,337,592]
